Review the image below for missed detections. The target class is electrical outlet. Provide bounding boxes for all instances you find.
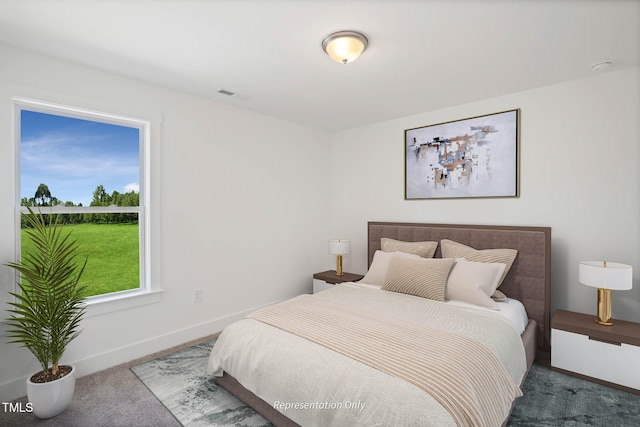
[194,289,203,303]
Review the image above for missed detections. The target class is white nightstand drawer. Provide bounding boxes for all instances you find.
[552,328,640,390]
[312,279,333,293]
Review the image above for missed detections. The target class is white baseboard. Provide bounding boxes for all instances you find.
[0,300,277,402]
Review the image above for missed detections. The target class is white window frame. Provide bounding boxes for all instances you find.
[13,97,160,316]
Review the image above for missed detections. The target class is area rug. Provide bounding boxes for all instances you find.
[133,339,640,427]
[508,363,640,426]
[131,339,271,427]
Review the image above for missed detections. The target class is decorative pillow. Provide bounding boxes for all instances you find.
[381,257,455,301]
[440,239,517,287]
[491,290,508,301]
[361,250,421,286]
[381,238,438,258]
[445,258,506,310]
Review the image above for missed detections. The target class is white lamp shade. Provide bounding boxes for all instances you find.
[328,239,351,255]
[579,261,633,290]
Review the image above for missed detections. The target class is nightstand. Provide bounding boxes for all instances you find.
[312,270,364,293]
[551,309,640,394]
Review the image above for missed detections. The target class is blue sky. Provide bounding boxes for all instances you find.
[20,110,140,207]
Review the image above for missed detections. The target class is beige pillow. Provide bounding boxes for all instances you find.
[491,290,508,301]
[445,258,505,310]
[361,250,421,286]
[381,257,455,301]
[440,239,517,287]
[381,238,438,258]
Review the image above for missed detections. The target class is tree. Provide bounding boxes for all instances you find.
[120,191,139,207]
[34,183,53,206]
[22,184,139,224]
[91,185,110,207]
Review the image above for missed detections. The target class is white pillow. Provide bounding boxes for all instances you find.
[361,250,420,286]
[445,258,506,310]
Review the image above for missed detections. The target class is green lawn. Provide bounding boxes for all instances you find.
[21,222,140,297]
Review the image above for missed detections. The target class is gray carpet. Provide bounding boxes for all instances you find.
[0,363,181,427]
[132,339,640,427]
[3,337,639,426]
[0,335,217,427]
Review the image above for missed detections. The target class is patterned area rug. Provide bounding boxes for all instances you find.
[133,339,640,427]
[508,363,640,426]
[131,339,271,427]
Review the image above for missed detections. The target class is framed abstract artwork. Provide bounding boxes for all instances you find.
[405,109,519,200]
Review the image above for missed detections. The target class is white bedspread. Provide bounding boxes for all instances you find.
[208,284,526,427]
[355,282,529,334]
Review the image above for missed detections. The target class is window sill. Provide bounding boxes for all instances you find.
[84,289,164,318]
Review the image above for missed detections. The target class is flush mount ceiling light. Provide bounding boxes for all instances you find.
[322,31,368,64]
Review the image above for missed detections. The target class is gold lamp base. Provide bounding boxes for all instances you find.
[596,288,613,326]
[336,254,343,276]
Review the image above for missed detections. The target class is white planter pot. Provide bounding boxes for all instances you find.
[26,365,76,419]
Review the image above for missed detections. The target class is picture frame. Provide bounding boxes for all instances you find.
[404,109,519,200]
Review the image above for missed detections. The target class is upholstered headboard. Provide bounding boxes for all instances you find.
[368,222,551,351]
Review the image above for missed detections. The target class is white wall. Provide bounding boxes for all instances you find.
[330,66,640,323]
[0,43,332,401]
[1,39,638,402]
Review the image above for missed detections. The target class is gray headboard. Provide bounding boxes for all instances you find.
[368,222,551,351]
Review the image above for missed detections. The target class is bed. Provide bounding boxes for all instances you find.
[208,222,551,427]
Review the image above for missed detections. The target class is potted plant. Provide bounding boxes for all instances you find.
[4,206,87,419]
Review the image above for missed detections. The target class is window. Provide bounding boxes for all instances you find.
[14,98,150,302]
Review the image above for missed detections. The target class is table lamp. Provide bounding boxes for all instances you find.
[579,260,633,326]
[328,239,351,276]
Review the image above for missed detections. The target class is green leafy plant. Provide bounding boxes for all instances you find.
[5,206,87,380]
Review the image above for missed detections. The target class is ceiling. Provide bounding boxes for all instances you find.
[0,0,638,131]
